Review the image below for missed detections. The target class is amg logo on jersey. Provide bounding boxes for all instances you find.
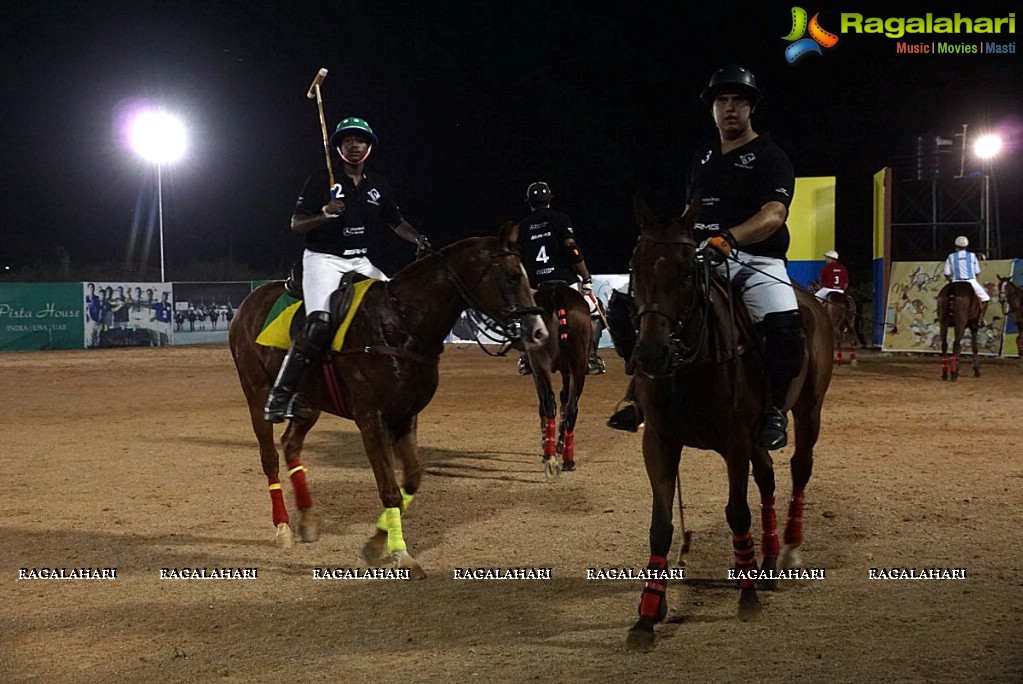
[530,231,552,241]
[537,267,555,276]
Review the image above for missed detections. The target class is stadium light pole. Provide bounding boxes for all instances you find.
[128,110,187,282]
[974,134,1002,259]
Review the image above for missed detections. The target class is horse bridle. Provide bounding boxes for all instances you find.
[633,234,714,369]
[429,247,543,345]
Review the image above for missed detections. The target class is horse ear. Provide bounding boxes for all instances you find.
[677,198,700,237]
[633,195,658,235]
[498,221,520,253]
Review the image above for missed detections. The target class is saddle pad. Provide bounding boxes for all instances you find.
[255,280,378,351]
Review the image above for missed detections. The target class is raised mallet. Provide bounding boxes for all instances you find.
[306,67,335,188]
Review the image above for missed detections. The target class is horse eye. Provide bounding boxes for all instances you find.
[504,272,520,287]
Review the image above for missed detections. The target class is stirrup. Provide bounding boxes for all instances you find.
[264,390,292,424]
[285,393,313,422]
[608,401,642,432]
[758,407,788,450]
[517,357,532,376]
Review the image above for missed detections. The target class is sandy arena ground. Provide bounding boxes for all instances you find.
[2,345,1022,683]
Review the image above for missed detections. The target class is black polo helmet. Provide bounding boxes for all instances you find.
[525,181,552,207]
[700,65,763,106]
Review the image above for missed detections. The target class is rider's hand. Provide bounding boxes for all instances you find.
[322,199,345,218]
[581,278,594,296]
[698,231,737,263]
[415,234,432,259]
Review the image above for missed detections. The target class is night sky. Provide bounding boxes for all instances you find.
[2,1,1021,281]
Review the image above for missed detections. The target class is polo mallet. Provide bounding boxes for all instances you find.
[676,471,692,567]
[306,67,335,188]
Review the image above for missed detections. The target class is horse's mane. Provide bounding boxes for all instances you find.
[389,235,495,283]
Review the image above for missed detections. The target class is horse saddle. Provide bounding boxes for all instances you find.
[255,271,377,351]
[288,271,367,342]
[705,276,757,366]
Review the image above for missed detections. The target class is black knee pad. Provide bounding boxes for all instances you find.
[303,311,333,350]
[757,310,805,399]
[758,310,805,360]
[606,289,637,361]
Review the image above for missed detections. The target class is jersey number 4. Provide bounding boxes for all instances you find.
[535,245,550,264]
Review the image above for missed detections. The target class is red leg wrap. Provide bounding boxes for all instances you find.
[732,533,757,589]
[951,355,959,374]
[784,489,805,546]
[268,478,289,526]
[836,350,843,365]
[562,430,575,463]
[941,356,948,372]
[543,418,557,457]
[638,555,668,620]
[850,344,857,362]
[287,460,312,510]
[760,496,780,559]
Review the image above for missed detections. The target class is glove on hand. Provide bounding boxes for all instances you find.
[698,232,737,263]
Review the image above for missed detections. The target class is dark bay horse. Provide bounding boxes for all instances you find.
[998,275,1023,356]
[526,283,592,477]
[936,281,981,380]
[229,222,548,578]
[810,283,867,365]
[625,201,833,651]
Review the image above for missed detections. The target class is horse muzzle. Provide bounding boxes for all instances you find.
[633,338,672,377]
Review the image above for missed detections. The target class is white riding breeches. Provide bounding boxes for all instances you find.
[713,252,798,323]
[954,278,990,302]
[815,287,844,301]
[532,281,599,315]
[302,249,388,314]
[570,282,599,315]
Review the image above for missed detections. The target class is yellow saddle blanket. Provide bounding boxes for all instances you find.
[255,279,378,351]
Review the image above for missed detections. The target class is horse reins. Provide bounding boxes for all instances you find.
[423,245,543,353]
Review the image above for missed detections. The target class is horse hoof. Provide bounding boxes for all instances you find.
[737,596,763,622]
[361,530,389,566]
[391,550,426,580]
[274,522,294,549]
[779,544,803,571]
[297,510,319,543]
[759,556,778,590]
[561,458,575,472]
[543,458,562,480]
[625,619,656,652]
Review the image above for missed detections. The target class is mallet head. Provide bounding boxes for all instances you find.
[306,68,328,99]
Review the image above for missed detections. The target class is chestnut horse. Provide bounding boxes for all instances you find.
[526,283,592,478]
[810,284,867,366]
[229,223,547,578]
[936,281,981,380]
[625,201,833,651]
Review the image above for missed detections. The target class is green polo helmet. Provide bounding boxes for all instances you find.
[330,117,378,147]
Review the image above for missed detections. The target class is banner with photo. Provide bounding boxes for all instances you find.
[446,274,628,348]
[171,282,253,345]
[84,281,173,349]
[882,260,1013,355]
[0,283,83,351]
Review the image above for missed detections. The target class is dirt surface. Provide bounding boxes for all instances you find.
[2,345,1022,683]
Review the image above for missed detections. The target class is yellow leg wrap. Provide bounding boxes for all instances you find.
[376,488,414,531]
[383,507,406,554]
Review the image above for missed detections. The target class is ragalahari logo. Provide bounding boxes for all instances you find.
[783,7,839,63]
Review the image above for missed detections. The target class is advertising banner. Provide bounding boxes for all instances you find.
[0,283,84,351]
